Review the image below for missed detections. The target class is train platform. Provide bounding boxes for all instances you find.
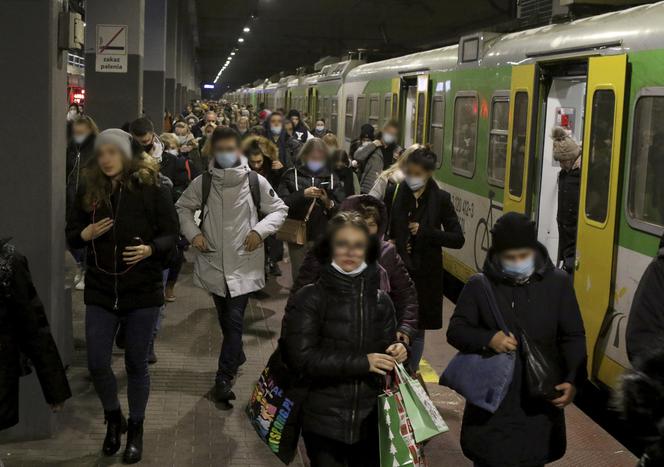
[0,256,637,467]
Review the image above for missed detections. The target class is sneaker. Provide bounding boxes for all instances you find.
[213,380,236,402]
[269,262,282,277]
[75,275,85,290]
[164,283,176,302]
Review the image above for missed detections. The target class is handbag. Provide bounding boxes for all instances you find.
[439,273,516,413]
[276,169,317,246]
[246,345,308,465]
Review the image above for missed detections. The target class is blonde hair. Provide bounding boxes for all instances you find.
[378,143,423,181]
[160,132,179,149]
[322,133,338,149]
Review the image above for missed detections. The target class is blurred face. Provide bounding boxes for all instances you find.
[72,122,91,140]
[204,125,215,138]
[315,120,325,131]
[284,121,294,135]
[382,125,398,145]
[237,118,249,133]
[206,112,217,124]
[403,162,431,181]
[134,132,154,148]
[291,116,300,127]
[212,137,239,158]
[500,248,535,264]
[305,147,326,164]
[96,144,125,178]
[364,216,379,236]
[270,114,283,134]
[248,154,264,171]
[174,125,188,137]
[332,226,368,272]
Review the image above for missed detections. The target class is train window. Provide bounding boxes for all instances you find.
[331,97,338,133]
[429,94,445,168]
[345,97,354,139]
[356,95,367,136]
[488,97,509,187]
[451,93,478,177]
[384,93,392,127]
[628,94,664,231]
[508,92,528,197]
[369,95,380,126]
[392,93,399,119]
[416,93,426,143]
[585,90,615,223]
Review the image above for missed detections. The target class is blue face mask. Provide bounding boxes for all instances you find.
[215,151,237,169]
[501,256,535,281]
[307,160,325,173]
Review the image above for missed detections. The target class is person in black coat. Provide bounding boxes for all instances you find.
[447,212,587,467]
[281,212,407,467]
[626,233,664,364]
[277,138,345,282]
[0,239,71,431]
[287,109,311,143]
[66,129,179,464]
[386,147,465,370]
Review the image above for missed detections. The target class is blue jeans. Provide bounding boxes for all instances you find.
[212,293,250,383]
[408,329,425,371]
[86,305,159,421]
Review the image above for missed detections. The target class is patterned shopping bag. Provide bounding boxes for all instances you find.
[378,388,427,467]
[395,363,449,443]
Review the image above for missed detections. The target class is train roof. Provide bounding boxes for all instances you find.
[346,46,458,82]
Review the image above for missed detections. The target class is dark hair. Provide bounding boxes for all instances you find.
[129,117,155,137]
[407,147,437,171]
[316,118,326,124]
[210,126,240,147]
[248,125,267,137]
[72,115,100,135]
[245,139,264,158]
[313,212,380,263]
[331,149,351,168]
[384,119,399,131]
[269,112,283,123]
[357,203,382,225]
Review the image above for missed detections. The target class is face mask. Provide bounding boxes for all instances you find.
[271,125,282,135]
[307,160,325,173]
[215,151,237,169]
[382,133,396,145]
[165,148,178,156]
[67,110,78,120]
[332,260,368,277]
[315,125,325,132]
[177,135,188,144]
[405,176,426,191]
[501,256,535,281]
[73,133,88,145]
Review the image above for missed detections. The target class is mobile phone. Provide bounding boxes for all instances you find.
[319,181,330,189]
[129,237,143,247]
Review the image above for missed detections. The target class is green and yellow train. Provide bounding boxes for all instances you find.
[226,2,664,390]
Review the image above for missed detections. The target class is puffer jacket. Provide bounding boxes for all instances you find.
[282,262,397,444]
[66,134,96,216]
[354,142,385,194]
[176,159,288,298]
[290,194,418,338]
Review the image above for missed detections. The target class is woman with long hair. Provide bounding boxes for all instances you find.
[66,129,178,464]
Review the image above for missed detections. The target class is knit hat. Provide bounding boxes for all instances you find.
[491,212,538,253]
[287,109,301,120]
[360,123,375,141]
[551,127,581,162]
[94,129,133,160]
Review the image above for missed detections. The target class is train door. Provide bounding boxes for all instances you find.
[504,64,538,213]
[537,76,587,262]
[391,78,400,120]
[574,54,628,382]
[401,77,420,147]
[414,74,430,144]
[308,87,317,121]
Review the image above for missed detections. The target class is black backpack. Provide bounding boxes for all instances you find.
[199,171,261,228]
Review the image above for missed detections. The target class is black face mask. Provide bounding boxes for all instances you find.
[143,143,154,153]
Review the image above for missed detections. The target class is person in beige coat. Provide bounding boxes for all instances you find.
[176,127,288,401]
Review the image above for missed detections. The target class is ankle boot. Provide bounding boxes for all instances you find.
[123,418,144,464]
[103,409,127,456]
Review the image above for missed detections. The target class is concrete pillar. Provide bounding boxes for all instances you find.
[85,0,145,129]
[143,0,167,132]
[165,0,178,116]
[0,0,68,441]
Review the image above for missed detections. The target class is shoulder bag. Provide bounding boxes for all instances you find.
[276,168,316,245]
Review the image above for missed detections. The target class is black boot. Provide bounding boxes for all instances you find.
[214,379,236,402]
[103,409,127,456]
[123,418,144,464]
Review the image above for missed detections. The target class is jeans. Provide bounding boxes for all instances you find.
[86,305,159,421]
[153,269,170,340]
[408,329,425,371]
[303,430,380,467]
[212,293,250,383]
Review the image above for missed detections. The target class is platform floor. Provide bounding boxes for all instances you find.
[0,254,637,466]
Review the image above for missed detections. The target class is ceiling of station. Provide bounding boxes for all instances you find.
[194,0,514,90]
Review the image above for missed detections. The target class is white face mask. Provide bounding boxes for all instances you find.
[315,125,325,132]
[331,260,368,277]
[405,175,426,191]
[165,148,178,156]
[271,125,283,135]
[73,133,89,145]
[382,132,396,145]
[177,135,188,144]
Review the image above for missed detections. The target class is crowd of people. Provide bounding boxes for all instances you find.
[1,99,661,467]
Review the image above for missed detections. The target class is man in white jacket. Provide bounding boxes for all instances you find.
[176,127,288,401]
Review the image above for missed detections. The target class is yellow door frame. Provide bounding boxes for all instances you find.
[504,64,537,214]
[414,74,431,144]
[391,77,400,119]
[574,53,628,385]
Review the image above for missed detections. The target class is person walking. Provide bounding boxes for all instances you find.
[354,120,399,193]
[176,127,288,402]
[66,129,179,464]
[447,212,587,467]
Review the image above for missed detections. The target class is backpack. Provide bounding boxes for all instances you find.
[199,171,261,228]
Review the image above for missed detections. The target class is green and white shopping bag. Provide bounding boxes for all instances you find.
[378,387,426,467]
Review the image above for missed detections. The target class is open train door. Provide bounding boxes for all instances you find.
[504,64,538,213]
[391,77,400,120]
[574,54,628,384]
[414,74,430,144]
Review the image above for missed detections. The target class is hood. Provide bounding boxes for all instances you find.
[340,194,389,238]
[242,135,279,161]
[208,155,250,187]
[483,241,554,284]
[360,123,375,141]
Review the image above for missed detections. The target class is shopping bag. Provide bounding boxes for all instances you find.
[246,346,307,465]
[378,388,427,467]
[395,363,449,443]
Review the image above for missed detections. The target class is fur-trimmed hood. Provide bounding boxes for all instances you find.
[242,135,279,161]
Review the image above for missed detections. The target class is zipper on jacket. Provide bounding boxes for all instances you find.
[349,277,365,443]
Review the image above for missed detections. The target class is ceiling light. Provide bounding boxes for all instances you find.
[238,37,244,43]
[243,27,250,33]
[230,52,236,56]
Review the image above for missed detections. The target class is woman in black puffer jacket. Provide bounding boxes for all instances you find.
[281,212,408,467]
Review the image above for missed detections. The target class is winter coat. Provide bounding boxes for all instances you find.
[447,244,587,467]
[369,168,404,201]
[268,132,290,167]
[160,153,198,201]
[66,134,96,215]
[290,194,418,338]
[66,178,179,312]
[354,142,385,194]
[335,167,360,199]
[0,240,72,430]
[176,159,288,298]
[557,166,581,266]
[277,164,345,243]
[282,262,397,444]
[626,244,664,364]
[286,135,303,166]
[386,179,465,329]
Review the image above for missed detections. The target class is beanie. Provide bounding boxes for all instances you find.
[491,212,538,253]
[360,123,375,141]
[94,129,133,160]
[551,127,581,162]
[287,109,301,120]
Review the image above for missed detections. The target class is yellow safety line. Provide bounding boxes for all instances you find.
[419,358,439,384]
